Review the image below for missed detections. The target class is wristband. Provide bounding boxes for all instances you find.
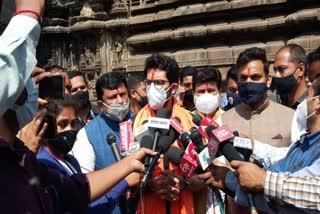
[13,10,41,23]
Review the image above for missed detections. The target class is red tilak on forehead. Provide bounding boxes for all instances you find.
[151,70,155,81]
[113,88,120,95]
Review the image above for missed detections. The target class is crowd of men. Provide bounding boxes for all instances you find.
[1,0,320,214]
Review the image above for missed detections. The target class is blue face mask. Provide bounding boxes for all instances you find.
[238,82,267,105]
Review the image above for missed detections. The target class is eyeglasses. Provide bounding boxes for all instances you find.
[143,79,169,89]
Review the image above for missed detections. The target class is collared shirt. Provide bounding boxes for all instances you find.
[270,131,320,173]
[225,131,320,213]
[291,90,308,110]
[0,138,90,214]
[265,171,320,211]
[222,99,294,147]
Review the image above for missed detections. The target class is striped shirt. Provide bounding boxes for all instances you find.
[265,171,320,211]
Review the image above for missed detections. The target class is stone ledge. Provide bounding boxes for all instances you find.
[126,8,319,45]
[126,34,320,72]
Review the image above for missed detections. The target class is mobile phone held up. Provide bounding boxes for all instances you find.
[39,75,65,100]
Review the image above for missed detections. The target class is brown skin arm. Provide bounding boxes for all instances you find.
[87,148,156,201]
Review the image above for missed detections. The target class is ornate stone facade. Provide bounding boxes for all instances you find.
[36,0,320,90]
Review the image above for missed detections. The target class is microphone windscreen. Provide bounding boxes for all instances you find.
[181,132,191,149]
[140,135,153,149]
[168,127,180,142]
[156,108,171,119]
[166,147,184,166]
[157,135,173,153]
[206,125,217,136]
[174,117,181,123]
[219,142,243,162]
[106,133,117,145]
[192,114,203,126]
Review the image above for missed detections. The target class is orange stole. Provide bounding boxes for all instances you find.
[134,103,195,214]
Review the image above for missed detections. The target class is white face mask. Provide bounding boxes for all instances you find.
[102,101,130,122]
[295,95,320,129]
[10,78,39,129]
[194,93,220,114]
[146,83,173,110]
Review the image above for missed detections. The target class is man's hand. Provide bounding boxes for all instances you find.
[208,164,230,189]
[125,172,142,187]
[231,161,266,192]
[188,171,211,192]
[149,170,182,201]
[126,148,157,173]
[17,109,47,153]
[32,67,51,106]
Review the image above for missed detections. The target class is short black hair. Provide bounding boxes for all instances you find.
[46,95,78,118]
[96,71,128,101]
[277,44,307,66]
[179,66,196,83]
[68,71,88,86]
[226,65,238,82]
[144,53,179,84]
[236,47,269,75]
[45,65,66,73]
[127,74,145,91]
[192,67,222,90]
[308,47,320,67]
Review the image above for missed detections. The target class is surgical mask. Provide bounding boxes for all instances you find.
[103,101,130,122]
[146,83,173,110]
[48,130,78,155]
[296,95,320,124]
[10,78,39,129]
[227,92,241,107]
[194,93,220,114]
[73,90,89,108]
[238,82,267,105]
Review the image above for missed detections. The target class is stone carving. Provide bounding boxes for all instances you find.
[80,2,94,17]
[114,41,123,64]
[85,48,95,66]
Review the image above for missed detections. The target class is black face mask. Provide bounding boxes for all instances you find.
[183,89,195,110]
[47,130,78,155]
[270,74,297,104]
[73,91,89,108]
[138,96,148,108]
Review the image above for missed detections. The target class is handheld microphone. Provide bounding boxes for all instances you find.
[119,120,134,157]
[140,135,175,189]
[107,133,121,161]
[134,120,151,143]
[140,135,153,171]
[148,108,171,162]
[166,147,198,178]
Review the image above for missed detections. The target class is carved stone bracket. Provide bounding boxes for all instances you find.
[110,0,128,18]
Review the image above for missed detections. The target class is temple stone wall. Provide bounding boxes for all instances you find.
[35,0,320,87]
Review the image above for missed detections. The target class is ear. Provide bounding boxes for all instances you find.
[266,74,273,88]
[97,100,105,112]
[171,83,179,95]
[130,89,137,99]
[298,63,305,78]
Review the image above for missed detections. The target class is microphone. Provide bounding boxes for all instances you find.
[134,120,151,143]
[140,135,175,189]
[119,120,134,157]
[107,133,121,161]
[166,147,198,178]
[140,135,153,171]
[192,113,220,139]
[148,108,171,163]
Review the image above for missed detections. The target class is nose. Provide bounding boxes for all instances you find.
[116,94,124,104]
